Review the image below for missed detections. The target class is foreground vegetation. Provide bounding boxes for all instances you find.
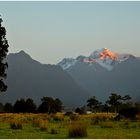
[0,113,140,139]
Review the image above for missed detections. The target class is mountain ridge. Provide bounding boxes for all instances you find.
[58,48,137,71]
[1,48,140,106]
[1,51,91,107]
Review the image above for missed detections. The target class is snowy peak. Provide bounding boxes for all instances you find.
[81,48,119,70]
[90,48,118,60]
[81,48,136,70]
[118,54,135,62]
[58,58,77,70]
[58,48,137,71]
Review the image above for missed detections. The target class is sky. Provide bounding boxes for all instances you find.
[0,1,140,64]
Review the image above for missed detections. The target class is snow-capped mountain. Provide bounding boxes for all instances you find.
[58,48,135,70]
[58,48,140,102]
[58,58,77,70]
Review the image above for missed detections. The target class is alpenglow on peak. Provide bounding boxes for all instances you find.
[58,48,134,70]
[90,48,118,60]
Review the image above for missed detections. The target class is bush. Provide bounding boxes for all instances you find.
[32,119,48,131]
[75,107,85,114]
[122,120,131,129]
[114,114,124,121]
[10,121,23,129]
[50,128,58,134]
[119,107,138,119]
[136,114,140,120]
[51,114,64,121]
[39,120,48,131]
[91,119,99,125]
[68,123,87,138]
[65,112,73,116]
[69,114,79,121]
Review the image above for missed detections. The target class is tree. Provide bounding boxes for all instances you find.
[87,96,102,113]
[25,98,36,113]
[119,106,138,119]
[0,16,9,92]
[121,95,131,103]
[13,98,37,113]
[75,107,84,114]
[135,102,140,114]
[106,93,132,113]
[102,103,109,113]
[106,93,122,113]
[13,99,26,113]
[38,97,54,113]
[54,98,63,112]
[118,100,138,119]
[0,102,4,112]
[75,106,86,114]
[38,97,63,113]
[4,103,13,113]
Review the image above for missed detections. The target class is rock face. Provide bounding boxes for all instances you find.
[58,48,140,102]
[0,51,91,107]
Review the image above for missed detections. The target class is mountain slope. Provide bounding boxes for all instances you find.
[107,56,140,98]
[58,48,140,102]
[0,51,91,107]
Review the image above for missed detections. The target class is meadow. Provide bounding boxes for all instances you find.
[0,113,140,139]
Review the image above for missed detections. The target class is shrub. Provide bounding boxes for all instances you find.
[32,119,48,131]
[51,114,64,121]
[68,123,87,138]
[65,112,73,116]
[50,128,58,134]
[122,120,131,129]
[69,114,79,121]
[75,107,85,114]
[131,124,139,128]
[119,107,138,119]
[39,121,48,131]
[91,119,99,125]
[114,114,124,121]
[10,121,23,129]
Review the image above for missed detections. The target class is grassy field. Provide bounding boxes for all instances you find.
[0,113,140,139]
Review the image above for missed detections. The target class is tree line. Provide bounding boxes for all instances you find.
[0,97,63,114]
[76,93,140,119]
[0,93,140,119]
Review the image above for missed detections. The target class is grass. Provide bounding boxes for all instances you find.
[0,113,140,138]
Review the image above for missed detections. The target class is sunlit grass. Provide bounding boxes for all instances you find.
[0,113,140,138]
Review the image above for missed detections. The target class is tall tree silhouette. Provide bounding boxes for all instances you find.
[106,93,122,113]
[38,97,63,113]
[87,96,102,113]
[25,98,36,113]
[0,15,9,92]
